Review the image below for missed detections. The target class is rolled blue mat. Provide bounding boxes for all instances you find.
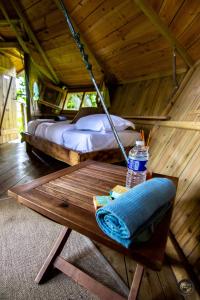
[96,178,176,248]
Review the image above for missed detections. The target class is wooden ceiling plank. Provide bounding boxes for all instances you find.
[0,3,29,53]
[0,49,21,60]
[0,2,57,82]
[54,0,105,80]
[9,0,60,84]
[134,0,194,68]
[158,0,185,25]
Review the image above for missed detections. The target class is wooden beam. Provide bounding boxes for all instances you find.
[0,41,20,49]
[134,0,194,68]
[9,0,60,84]
[0,49,21,60]
[24,53,31,122]
[132,120,200,131]
[0,3,58,82]
[122,115,170,121]
[0,19,20,26]
[119,67,187,84]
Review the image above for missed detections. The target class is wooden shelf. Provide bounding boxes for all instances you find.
[122,115,170,121]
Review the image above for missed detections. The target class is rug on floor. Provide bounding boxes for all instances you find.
[0,197,129,300]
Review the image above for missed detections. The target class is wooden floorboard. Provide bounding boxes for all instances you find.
[0,142,184,299]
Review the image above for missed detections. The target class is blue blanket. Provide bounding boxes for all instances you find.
[96,178,176,248]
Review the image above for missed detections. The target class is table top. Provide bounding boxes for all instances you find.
[8,160,177,271]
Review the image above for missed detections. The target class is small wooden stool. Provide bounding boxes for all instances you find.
[9,160,177,300]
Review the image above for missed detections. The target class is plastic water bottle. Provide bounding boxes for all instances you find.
[126,140,149,188]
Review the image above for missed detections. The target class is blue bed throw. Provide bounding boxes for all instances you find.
[96,178,176,248]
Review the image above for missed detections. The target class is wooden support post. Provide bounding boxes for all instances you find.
[0,76,13,135]
[24,53,31,122]
[134,0,194,68]
[9,0,60,85]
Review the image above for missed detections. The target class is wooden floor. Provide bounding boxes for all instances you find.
[0,142,184,300]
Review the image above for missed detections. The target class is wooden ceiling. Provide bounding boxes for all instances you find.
[0,0,200,86]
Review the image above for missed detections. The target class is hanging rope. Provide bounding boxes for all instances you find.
[57,0,128,164]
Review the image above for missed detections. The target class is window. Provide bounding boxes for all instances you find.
[63,91,97,110]
[64,93,83,110]
[82,92,97,108]
[33,81,40,101]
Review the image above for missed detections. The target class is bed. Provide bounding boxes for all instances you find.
[23,109,140,166]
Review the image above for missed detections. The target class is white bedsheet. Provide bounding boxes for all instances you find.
[62,130,140,153]
[28,119,140,153]
[45,121,75,145]
[34,122,55,139]
[27,119,55,135]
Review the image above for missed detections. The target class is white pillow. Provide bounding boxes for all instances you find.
[75,114,135,132]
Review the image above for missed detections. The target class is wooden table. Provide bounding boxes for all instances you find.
[8,160,177,300]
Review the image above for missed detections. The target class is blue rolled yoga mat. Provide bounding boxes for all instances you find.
[96,178,176,248]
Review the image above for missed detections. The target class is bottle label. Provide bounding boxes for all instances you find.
[128,158,148,171]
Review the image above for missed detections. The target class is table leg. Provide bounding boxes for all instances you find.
[35,227,72,283]
[35,229,144,300]
[128,264,144,300]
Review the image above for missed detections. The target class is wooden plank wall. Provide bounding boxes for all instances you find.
[111,74,185,117]
[110,68,200,281]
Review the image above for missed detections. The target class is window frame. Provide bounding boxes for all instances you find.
[62,89,98,112]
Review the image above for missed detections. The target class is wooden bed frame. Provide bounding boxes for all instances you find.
[22,132,131,166]
[23,108,133,165]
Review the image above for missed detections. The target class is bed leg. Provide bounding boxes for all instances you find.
[25,142,32,155]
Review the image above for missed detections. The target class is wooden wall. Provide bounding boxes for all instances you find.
[111,67,200,281]
[111,74,185,117]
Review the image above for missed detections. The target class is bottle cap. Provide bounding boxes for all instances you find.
[136,140,144,146]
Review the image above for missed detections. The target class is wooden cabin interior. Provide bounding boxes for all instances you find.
[0,0,199,299]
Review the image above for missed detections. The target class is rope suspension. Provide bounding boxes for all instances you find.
[57,0,128,164]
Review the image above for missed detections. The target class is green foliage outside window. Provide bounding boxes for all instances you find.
[16,76,26,104]
[64,91,97,110]
[33,81,40,100]
[82,92,97,108]
[65,93,83,110]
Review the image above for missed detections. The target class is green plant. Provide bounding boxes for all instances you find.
[16,76,26,104]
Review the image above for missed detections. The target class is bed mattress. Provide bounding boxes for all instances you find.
[27,120,140,153]
[62,130,140,153]
[27,119,55,135]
